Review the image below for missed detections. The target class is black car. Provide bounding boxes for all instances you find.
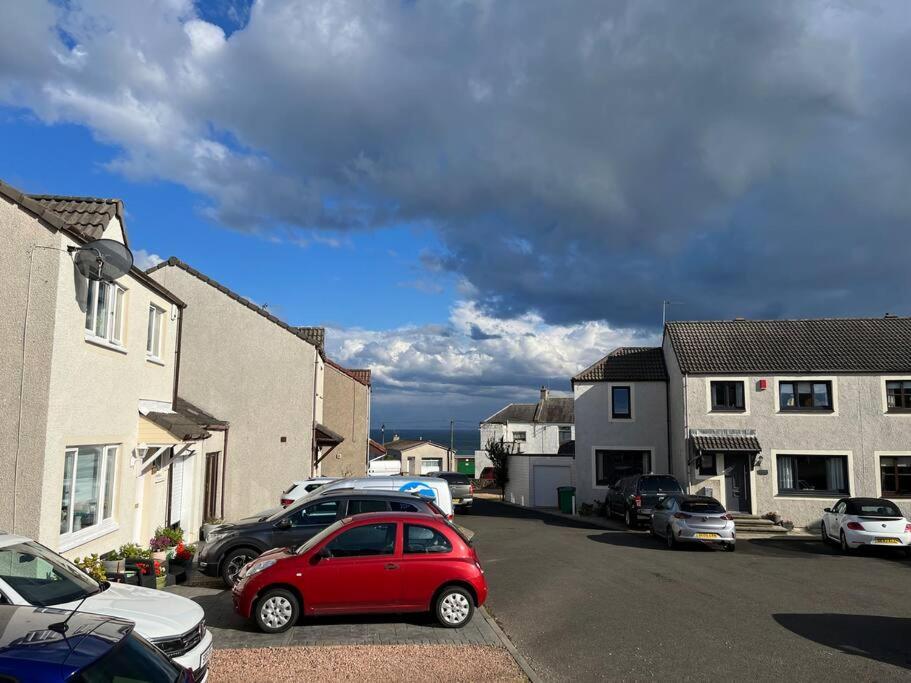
[198,489,441,585]
[605,474,684,528]
[0,605,190,682]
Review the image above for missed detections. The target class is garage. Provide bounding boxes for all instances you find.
[505,453,575,508]
[532,465,572,507]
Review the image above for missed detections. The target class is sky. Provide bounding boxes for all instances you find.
[2,0,910,427]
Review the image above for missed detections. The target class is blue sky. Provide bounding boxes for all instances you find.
[2,1,910,425]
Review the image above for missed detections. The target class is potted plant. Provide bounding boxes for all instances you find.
[134,560,158,589]
[119,543,152,584]
[73,554,107,583]
[149,534,172,562]
[170,542,196,568]
[101,548,125,575]
[153,560,168,590]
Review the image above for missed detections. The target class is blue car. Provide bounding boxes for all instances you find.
[0,605,192,682]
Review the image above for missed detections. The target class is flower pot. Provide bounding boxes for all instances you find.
[102,559,125,574]
[139,572,157,589]
[152,551,168,563]
[155,575,167,590]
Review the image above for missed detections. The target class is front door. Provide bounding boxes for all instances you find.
[203,451,220,520]
[724,453,752,513]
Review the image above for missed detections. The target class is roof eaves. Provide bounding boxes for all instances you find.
[325,357,371,386]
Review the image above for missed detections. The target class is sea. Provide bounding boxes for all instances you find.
[369,428,480,456]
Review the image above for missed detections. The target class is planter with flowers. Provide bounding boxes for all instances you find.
[135,559,167,590]
[100,548,125,575]
[169,542,196,569]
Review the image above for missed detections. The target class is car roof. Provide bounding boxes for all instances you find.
[0,605,132,672]
[308,489,432,501]
[339,511,441,525]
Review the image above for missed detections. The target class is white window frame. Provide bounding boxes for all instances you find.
[512,430,527,443]
[704,376,751,415]
[84,279,127,351]
[146,304,165,362]
[558,425,572,445]
[607,383,635,422]
[881,377,911,416]
[770,449,854,500]
[773,376,839,416]
[59,445,120,552]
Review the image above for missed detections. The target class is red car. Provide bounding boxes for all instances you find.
[232,512,488,633]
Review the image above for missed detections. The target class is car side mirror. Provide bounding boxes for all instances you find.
[823,507,831,513]
[311,547,331,564]
[275,518,292,530]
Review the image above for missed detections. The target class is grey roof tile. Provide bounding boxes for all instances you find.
[666,318,911,374]
[691,434,761,452]
[27,194,124,242]
[573,347,667,382]
[483,397,574,424]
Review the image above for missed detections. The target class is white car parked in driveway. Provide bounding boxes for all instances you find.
[280,477,338,506]
[0,534,213,680]
[821,497,911,555]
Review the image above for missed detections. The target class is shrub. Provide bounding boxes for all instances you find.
[153,526,184,547]
[73,554,107,583]
[485,437,510,498]
[118,543,151,560]
[149,535,173,552]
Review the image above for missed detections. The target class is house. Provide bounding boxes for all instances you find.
[477,387,575,475]
[663,318,911,527]
[322,358,371,477]
[571,347,669,508]
[146,258,328,520]
[0,181,223,558]
[384,437,453,475]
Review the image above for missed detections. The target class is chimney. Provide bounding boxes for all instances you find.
[540,386,549,401]
[392,434,400,442]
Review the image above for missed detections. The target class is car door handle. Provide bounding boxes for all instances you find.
[385,563,399,570]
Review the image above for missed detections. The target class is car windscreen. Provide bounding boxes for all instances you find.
[75,631,183,683]
[638,477,683,493]
[0,542,100,607]
[680,500,725,514]
[295,519,346,554]
[846,500,903,517]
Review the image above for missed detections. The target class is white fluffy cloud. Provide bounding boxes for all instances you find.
[132,248,163,270]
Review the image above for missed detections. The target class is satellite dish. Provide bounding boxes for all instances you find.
[72,239,133,282]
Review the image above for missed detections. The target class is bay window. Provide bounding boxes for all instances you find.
[777,454,848,496]
[60,445,118,537]
[146,304,164,359]
[84,280,125,346]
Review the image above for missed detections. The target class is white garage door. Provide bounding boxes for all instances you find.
[533,465,571,507]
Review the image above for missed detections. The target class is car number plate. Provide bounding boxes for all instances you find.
[200,644,212,668]
[453,498,461,504]
[695,533,719,539]
[873,537,901,544]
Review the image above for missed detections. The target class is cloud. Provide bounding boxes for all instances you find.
[2,1,911,327]
[469,324,501,341]
[133,248,163,270]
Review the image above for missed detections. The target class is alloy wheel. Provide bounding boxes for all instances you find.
[260,596,294,629]
[226,553,252,584]
[439,592,471,626]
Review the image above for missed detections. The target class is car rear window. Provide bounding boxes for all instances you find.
[846,500,902,517]
[439,473,470,485]
[680,499,725,514]
[638,476,682,493]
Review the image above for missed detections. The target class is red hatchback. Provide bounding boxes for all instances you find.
[232,512,488,633]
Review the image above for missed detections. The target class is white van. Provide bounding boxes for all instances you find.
[317,476,454,518]
[367,460,402,477]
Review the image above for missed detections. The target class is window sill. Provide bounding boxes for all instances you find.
[775,492,847,499]
[59,520,119,553]
[885,410,911,416]
[777,410,835,415]
[84,334,127,355]
[146,355,166,367]
[709,409,746,414]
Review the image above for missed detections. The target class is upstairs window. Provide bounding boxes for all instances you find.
[779,381,833,412]
[512,431,527,443]
[886,381,911,412]
[710,381,745,412]
[146,304,164,360]
[611,386,631,419]
[558,426,572,444]
[84,280,125,346]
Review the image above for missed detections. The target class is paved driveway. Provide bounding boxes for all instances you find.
[470,499,911,682]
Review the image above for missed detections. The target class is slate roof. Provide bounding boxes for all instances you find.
[143,397,226,442]
[296,327,325,351]
[573,347,668,383]
[483,397,574,424]
[146,257,323,349]
[384,439,451,452]
[691,434,762,453]
[27,194,126,243]
[666,318,911,374]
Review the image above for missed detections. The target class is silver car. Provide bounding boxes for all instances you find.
[650,495,736,551]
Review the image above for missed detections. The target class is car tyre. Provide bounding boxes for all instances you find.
[625,508,637,529]
[221,547,258,587]
[820,522,829,545]
[840,531,853,555]
[723,542,736,552]
[435,586,474,628]
[666,526,676,550]
[254,588,300,634]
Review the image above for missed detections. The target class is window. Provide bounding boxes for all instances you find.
[595,450,650,487]
[146,304,164,359]
[289,500,339,527]
[845,499,903,516]
[558,426,572,445]
[420,458,443,475]
[325,523,396,557]
[886,381,911,412]
[389,501,420,512]
[611,386,631,419]
[84,280,125,346]
[880,456,911,497]
[347,499,388,515]
[60,446,117,536]
[404,525,453,554]
[638,476,683,494]
[680,499,725,514]
[697,454,718,477]
[777,454,848,495]
[711,381,744,411]
[779,381,833,411]
[512,431,527,443]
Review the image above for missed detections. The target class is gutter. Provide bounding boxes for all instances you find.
[171,306,183,406]
[220,426,230,520]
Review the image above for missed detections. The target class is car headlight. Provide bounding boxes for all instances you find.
[206,530,232,543]
[240,559,276,579]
